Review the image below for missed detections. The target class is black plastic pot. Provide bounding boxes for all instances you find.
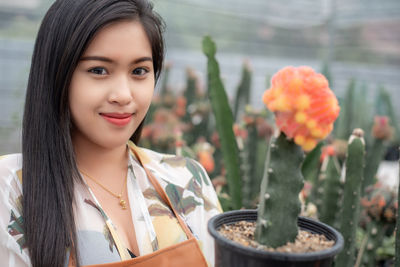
[208,210,344,267]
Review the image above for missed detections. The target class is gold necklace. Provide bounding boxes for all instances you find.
[80,169,128,210]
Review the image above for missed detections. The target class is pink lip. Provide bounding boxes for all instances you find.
[100,113,132,126]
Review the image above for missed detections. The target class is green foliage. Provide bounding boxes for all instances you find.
[255,133,304,247]
[138,38,399,266]
[233,63,252,121]
[335,79,356,139]
[362,221,389,267]
[376,86,400,143]
[202,36,242,209]
[363,139,386,194]
[321,61,332,88]
[336,129,366,267]
[319,155,342,228]
[301,142,323,185]
[241,121,258,208]
[160,63,171,97]
[184,69,197,109]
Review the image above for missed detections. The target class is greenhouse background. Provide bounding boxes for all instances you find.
[1,0,400,154]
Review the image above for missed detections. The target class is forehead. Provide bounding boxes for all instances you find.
[82,20,152,58]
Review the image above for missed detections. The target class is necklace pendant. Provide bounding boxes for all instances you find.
[119,199,127,210]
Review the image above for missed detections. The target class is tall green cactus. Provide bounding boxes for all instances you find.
[363,138,386,193]
[233,62,252,121]
[184,68,197,109]
[335,79,356,140]
[319,154,342,228]
[160,63,171,97]
[255,133,304,247]
[376,86,400,142]
[336,129,366,267]
[202,36,242,209]
[241,120,259,208]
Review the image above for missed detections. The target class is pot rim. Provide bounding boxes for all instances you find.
[208,209,344,261]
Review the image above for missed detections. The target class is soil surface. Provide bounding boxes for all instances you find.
[218,221,334,253]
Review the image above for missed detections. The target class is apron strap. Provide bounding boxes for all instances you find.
[130,147,195,239]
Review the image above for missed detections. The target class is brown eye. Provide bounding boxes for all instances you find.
[88,67,108,75]
[132,67,149,76]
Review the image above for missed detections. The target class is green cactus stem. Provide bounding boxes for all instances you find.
[362,221,388,267]
[395,147,400,267]
[241,121,258,208]
[255,133,304,247]
[302,142,323,207]
[160,63,171,97]
[363,138,386,194]
[301,142,323,185]
[184,68,197,110]
[335,79,356,140]
[377,86,400,143]
[233,62,252,121]
[336,128,366,267]
[202,36,242,209]
[319,155,342,228]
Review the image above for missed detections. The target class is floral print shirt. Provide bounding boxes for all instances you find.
[0,142,222,266]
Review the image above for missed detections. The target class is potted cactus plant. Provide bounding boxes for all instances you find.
[203,36,347,266]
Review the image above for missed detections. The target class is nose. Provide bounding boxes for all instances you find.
[108,75,133,105]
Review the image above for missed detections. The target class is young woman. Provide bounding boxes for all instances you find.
[0,1,222,266]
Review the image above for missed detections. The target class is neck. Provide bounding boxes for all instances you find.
[72,135,129,182]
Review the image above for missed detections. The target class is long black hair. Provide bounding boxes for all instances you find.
[22,1,164,266]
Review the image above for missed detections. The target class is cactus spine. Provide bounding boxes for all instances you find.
[255,133,304,247]
[202,36,242,209]
[336,129,366,267]
[319,155,342,228]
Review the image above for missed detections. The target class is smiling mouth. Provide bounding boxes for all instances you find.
[100,113,133,126]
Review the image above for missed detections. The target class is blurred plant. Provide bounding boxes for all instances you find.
[202,36,242,210]
[363,116,394,194]
[141,107,189,154]
[237,107,273,208]
[375,86,400,144]
[233,61,252,121]
[318,146,342,229]
[335,129,366,267]
[357,182,398,266]
[137,37,399,266]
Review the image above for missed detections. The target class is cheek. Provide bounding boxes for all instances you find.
[136,80,155,110]
[68,74,96,123]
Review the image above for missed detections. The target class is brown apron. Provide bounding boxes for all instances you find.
[68,148,209,267]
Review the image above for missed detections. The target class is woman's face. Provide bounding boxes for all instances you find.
[69,20,155,150]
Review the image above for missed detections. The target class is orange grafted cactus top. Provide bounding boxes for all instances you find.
[263,66,340,151]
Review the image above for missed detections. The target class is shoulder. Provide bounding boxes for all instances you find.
[0,154,24,234]
[0,153,23,213]
[141,147,208,185]
[140,147,222,210]
[0,153,23,186]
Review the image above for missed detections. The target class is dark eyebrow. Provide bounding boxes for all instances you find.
[80,56,153,64]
